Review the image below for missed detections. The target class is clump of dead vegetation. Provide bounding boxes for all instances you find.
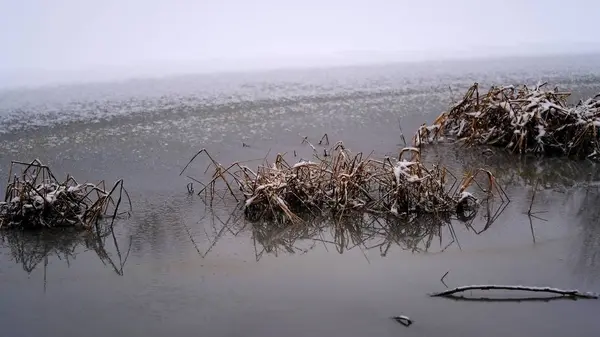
[416,82,600,160]
[0,160,131,230]
[181,137,507,225]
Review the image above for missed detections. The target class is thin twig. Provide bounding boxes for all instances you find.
[397,118,407,147]
[528,180,539,215]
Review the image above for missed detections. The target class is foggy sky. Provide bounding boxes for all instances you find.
[1,0,600,87]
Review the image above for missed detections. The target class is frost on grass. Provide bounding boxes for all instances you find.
[418,82,600,160]
[0,160,130,230]
[181,140,508,225]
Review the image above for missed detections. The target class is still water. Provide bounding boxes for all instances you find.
[1,55,600,337]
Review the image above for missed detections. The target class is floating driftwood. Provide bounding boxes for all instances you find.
[417,82,600,160]
[0,160,131,230]
[181,140,508,225]
[430,285,599,300]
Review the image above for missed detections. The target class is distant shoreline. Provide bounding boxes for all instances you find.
[2,51,600,91]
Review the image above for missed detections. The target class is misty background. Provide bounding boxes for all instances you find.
[1,0,600,89]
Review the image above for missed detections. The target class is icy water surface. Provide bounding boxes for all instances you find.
[2,55,600,337]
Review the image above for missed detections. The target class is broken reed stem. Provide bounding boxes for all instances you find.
[440,270,450,288]
[319,133,330,146]
[430,285,599,299]
[397,118,407,147]
[528,180,539,215]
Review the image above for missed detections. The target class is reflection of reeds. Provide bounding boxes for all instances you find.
[419,82,600,159]
[566,186,600,282]
[427,143,600,190]
[0,226,131,281]
[196,197,508,261]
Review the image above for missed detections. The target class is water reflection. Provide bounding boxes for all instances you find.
[197,198,509,261]
[446,144,600,281]
[0,227,131,288]
[424,143,600,190]
[566,186,600,283]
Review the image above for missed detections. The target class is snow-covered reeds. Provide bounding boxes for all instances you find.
[181,140,508,225]
[417,82,600,159]
[0,160,131,230]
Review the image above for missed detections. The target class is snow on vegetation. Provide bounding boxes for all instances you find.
[417,82,600,160]
[181,140,508,225]
[0,160,130,230]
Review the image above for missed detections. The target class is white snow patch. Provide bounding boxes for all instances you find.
[458,191,475,203]
[293,160,317,168]
[393,160,417,185]
[535,125,546,142]
[244,196,257,208]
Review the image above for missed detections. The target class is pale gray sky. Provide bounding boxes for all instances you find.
[1,0,599,87]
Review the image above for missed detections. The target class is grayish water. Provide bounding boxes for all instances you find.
[2,55,600,337]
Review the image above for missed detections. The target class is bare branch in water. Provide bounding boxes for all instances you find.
[430,285,599,299]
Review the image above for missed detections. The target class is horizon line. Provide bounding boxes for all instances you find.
[2,50,600,91]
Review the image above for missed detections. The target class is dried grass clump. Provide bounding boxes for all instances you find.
[417,82,600,159]
[182,139,507,224]
[0,160,131,230]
